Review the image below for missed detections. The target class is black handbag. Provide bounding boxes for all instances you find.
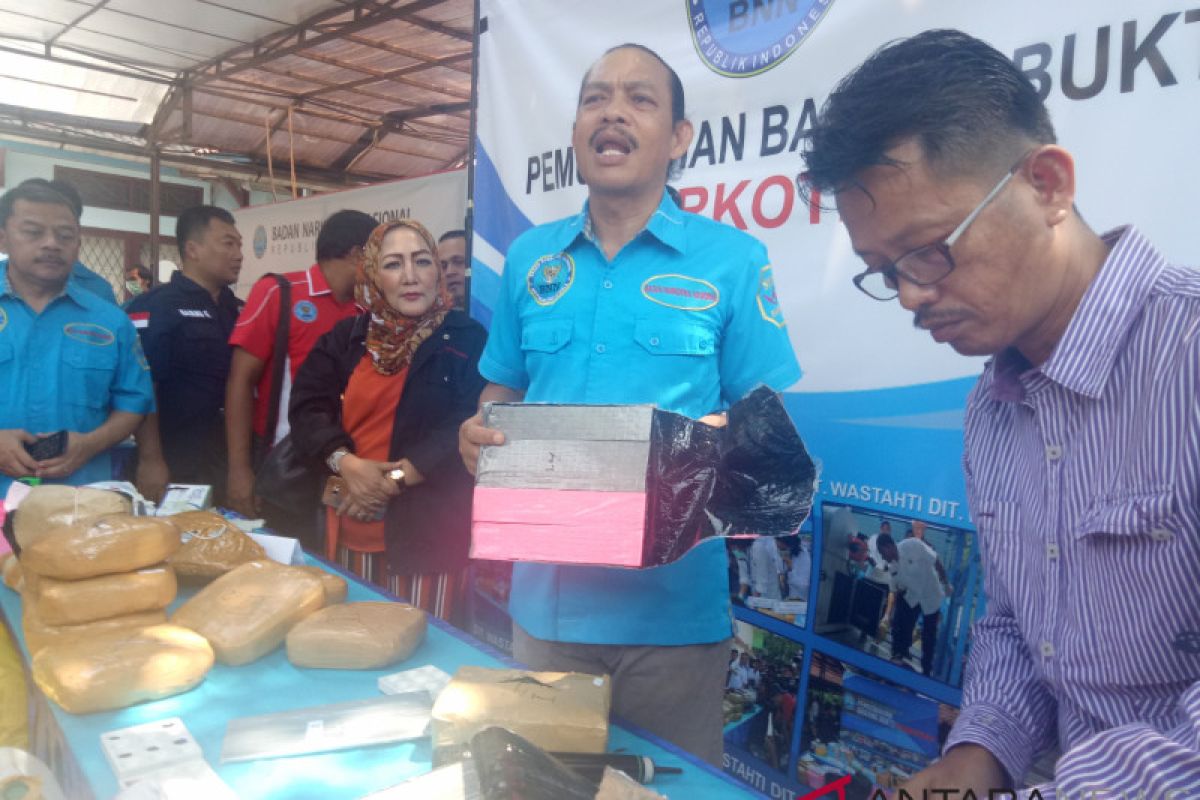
[251,274,319,512]
[254,433,320,509]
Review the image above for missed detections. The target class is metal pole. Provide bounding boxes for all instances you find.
[149,144,161,286]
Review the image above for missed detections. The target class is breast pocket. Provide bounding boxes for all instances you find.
[633,318,717,357]
[1071,486,1199,681]
[62,341,118,409]
[970,498,1023,570]
[520,318,572,354]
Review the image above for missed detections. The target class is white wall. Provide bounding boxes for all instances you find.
[1,139,211,236]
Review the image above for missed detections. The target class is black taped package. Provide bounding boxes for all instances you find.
[472,385,816,568]
[471,726,599,800]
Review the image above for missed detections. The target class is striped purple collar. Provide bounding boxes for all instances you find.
[989,226,1165,403]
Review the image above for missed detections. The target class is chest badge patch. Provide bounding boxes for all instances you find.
[63,321,115,346]
[293,299,318,323]
[526,253,575,306]
[641,274,719,311]
[756,265,785,328]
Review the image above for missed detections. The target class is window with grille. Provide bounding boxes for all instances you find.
[54,166,204,216]
[78,235,125,297]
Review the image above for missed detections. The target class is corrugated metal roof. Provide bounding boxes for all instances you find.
[0,0,473,187]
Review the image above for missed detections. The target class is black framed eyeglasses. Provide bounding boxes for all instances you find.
[851,154,1029,301]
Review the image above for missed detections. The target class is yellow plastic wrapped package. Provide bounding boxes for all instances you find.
[27,565,176,626]
[0,555,20,593]
[13,485,130,549]
[167,511,266,580]
[23,603,168,657]
[294,565,348,604]
[170,560,324,666]
[20,515,180,580]
[0,626,27,748]
[31,624,214,714]
[286,602,425,670]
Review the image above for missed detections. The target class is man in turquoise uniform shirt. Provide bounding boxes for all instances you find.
[0,181,154,494]
[460,44,801,763]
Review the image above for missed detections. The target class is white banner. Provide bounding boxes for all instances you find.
[472,0,1200,519]
[232,168,467,297]
[474,0,1198,393]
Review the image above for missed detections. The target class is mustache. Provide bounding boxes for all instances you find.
[589,126,637,151]
[913,307,969,330]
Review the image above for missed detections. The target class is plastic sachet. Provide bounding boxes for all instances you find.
[166,511,267,580]
[20,515,181,580]
[286,602,425,670]
[13,485,131,550]
[26,564,176,626]
[32,624,214,714]
[170,560,325,665]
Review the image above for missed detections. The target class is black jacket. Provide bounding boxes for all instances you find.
[288,310,487,572]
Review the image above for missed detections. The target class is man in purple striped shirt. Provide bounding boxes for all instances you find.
[802,29,1199,799]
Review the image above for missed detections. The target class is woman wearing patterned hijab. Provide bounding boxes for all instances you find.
[290,220,487,621]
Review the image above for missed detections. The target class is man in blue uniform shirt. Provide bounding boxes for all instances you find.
[0,179,119,305]
[0,181,153,494]
[459,44,801,764]
[126,206,244,503]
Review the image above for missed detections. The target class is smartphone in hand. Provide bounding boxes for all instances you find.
[25,430,68,461]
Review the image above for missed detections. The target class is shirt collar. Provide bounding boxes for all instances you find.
[172,270,239,309]
[306,263,331,296]
[552,190,687,255]
[0,260,89,309]
[989,226,1166,402]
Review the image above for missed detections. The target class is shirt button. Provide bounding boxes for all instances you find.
[1046,445,1063,461]
[649,337,660,346]
[595,344,606,354]
[1150,528,1174,542]
[1046,543,1060,560]
[443,333,450,340]
[603,280,613,289]
[1040,641,1055,658]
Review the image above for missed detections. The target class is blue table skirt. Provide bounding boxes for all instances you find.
[1,554,763,799]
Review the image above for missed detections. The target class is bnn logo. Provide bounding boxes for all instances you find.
[688,0,836,77]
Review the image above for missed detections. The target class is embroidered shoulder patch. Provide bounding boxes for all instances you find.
[756,265,785,328]
[641,274,720,311]
[526,253,575,306]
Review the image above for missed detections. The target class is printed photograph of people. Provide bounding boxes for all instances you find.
[723,621,804,780]
[795,651,961,793]
[727,533,813,627]
[813,503,985,686]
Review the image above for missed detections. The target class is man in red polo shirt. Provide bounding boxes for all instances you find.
[225,209,377,530]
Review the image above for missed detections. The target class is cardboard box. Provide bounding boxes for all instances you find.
[472,404,661,568]
[471,389,815,568]
[431,666,611,756]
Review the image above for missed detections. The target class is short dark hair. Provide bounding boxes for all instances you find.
[579,43,685,126]
[0,179,80,226]
[802,29,1056,194]
[438,229,466,244]
[316,209,377,261]
[128,264,152,282]
[579,44,687,182]
[176,205,236,251]
[47,180,84,219]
